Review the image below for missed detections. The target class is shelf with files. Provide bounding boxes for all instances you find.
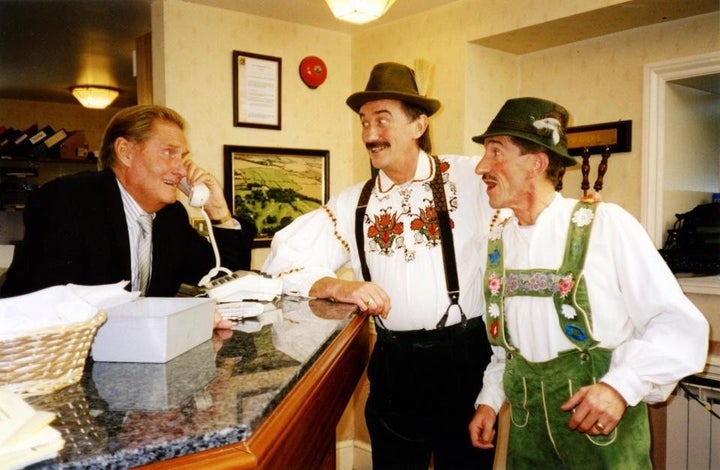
[0,157,96,211]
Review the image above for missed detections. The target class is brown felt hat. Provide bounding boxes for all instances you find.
[473,97,576,167]
[346,62,441,116]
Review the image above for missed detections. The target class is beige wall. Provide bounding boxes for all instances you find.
[154,0,355,268]
[352,5,719,220]
[515,13,719,215]
[153,0,354,193]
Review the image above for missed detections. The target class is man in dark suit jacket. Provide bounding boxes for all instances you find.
[0,104,256,298]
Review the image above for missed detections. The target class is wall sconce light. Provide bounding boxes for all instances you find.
[70,86,120,109]
[325,0,397,25]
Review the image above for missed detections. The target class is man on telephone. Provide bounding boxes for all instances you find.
[1,104,256,299]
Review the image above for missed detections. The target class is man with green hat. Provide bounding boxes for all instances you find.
[468,97,709,468]
[263,62,497,468]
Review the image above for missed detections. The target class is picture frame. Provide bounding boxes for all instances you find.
[223,145,330,247]
[232,50,281,130]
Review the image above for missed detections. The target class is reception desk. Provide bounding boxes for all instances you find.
[27,297,368,469]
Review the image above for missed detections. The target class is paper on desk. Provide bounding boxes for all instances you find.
[0,426,64,470]
[0,281,137,339]
[67,280,138,309]
[0,388,64,470]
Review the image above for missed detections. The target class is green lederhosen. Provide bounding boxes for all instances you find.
[483,202,651,469]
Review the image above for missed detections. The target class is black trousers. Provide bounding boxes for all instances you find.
[365,317,495,470]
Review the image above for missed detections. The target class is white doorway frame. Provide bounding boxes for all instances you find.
[641,51,720,247]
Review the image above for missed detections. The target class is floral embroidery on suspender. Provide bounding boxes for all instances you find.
[501,271,575,297]
[483,201,600,350]
[483,216,514,349]
[554,202,599,348]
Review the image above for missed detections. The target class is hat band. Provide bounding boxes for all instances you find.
[488,118,536,134]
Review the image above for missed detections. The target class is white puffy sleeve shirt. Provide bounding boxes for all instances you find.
[476,194,709,412]
[262,152,496,331]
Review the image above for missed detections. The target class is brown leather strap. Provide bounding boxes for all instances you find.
[427,155,465,328]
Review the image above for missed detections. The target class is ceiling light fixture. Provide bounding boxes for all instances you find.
[70,86,120,109]
[325,0,397,25]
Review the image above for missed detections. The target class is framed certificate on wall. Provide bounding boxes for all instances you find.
[232,51,281,130]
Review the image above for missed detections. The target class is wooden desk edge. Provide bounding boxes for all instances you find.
[140,310,369,470]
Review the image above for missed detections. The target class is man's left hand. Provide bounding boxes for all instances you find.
[560,382,627,435]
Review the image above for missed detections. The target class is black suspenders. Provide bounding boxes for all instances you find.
[354,156,466,329]
[355,177,375,284]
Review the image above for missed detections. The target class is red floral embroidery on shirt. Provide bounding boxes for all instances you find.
[410,205,440,242]
[410,204,454,245]
[367,211,404,252]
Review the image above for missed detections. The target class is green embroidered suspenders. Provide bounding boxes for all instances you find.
[483,201,600,351]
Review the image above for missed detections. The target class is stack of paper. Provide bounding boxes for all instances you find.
[0,388,64,470]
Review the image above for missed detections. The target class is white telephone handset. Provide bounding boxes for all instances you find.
[178,176,234,287]
[178,177,210,207]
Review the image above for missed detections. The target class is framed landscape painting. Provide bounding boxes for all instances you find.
[223,145,330,247]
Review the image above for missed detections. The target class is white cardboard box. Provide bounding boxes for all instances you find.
[91,297,215,363]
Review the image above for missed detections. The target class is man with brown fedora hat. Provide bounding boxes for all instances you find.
[263,62,497,468]
[468,97,708,469]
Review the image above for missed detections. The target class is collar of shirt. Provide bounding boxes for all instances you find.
[507,191,564,230]
[116,179,155,226]
[376,150,433,193]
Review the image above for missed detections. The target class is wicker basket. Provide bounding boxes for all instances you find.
[0,310,107,397]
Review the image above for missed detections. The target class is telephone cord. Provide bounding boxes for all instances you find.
[197,207,232,287]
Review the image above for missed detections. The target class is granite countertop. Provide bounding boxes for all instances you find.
[25,297,357,469]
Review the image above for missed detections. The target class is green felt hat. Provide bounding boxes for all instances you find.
[473,97,576,167]
[346,62,441,116]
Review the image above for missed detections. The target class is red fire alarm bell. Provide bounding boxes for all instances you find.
[299,56,327,89]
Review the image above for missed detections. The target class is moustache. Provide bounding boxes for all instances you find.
[365,141,389,150]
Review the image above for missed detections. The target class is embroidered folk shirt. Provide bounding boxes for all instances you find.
[262,152,496,331]
[475,193,709,412]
